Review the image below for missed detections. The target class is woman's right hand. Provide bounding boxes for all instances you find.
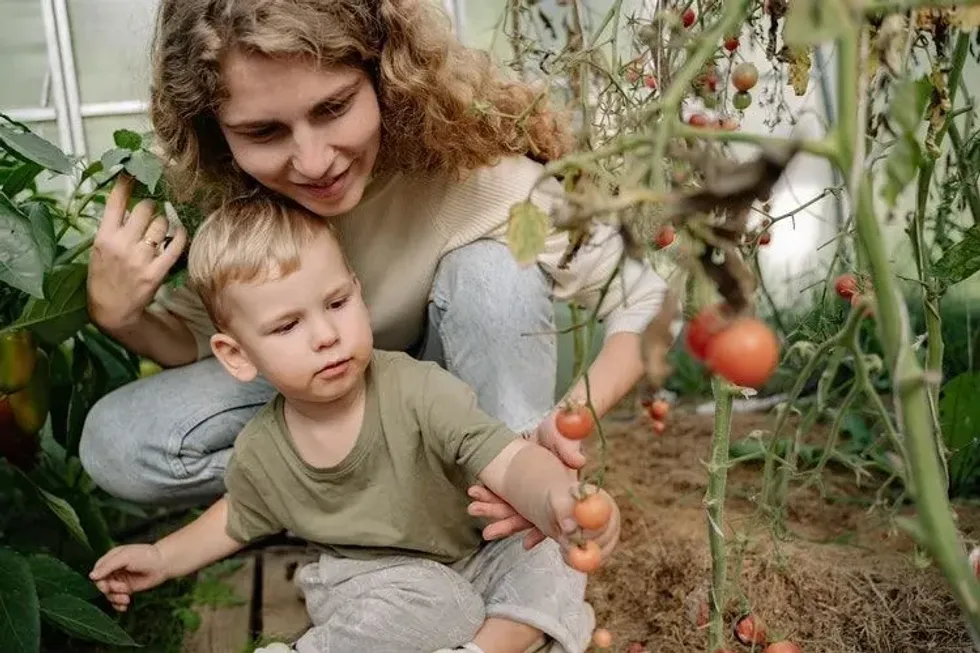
[87,175,187,333]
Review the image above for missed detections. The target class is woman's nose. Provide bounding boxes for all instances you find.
[291,126,335,181]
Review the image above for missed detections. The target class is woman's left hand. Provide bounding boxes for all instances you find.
[467,410,590,548]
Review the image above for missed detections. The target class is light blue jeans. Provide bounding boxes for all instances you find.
[79,239,558,505]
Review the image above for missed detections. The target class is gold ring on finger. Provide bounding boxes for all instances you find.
[142,237,161,249]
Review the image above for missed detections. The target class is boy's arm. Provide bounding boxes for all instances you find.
[476,439,580,542]
[155,497,245,579]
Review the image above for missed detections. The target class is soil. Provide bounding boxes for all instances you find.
[583,404,980,653]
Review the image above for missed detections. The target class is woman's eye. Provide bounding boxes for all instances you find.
[244,126,281,142]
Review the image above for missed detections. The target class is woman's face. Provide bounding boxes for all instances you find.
[217,51,382,217]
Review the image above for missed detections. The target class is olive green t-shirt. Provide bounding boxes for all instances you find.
[222,350,518,564]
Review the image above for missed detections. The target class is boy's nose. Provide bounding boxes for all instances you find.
[310,318,340,350]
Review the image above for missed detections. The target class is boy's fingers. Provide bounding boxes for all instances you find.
[522,529,546,550]
[91,547,131,579]
[108,593,131,606]
[108,578,130,595]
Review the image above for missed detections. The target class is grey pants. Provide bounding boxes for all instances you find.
[79,240,559,505]
[293,534,592,653]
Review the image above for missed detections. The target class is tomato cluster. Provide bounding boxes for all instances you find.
[640,398,670,435]
[834,272,875,318]
[685,305,780,389]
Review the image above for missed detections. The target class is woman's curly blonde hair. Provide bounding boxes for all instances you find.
[151,0,573,208]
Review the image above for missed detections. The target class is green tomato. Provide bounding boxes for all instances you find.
[733,91,752,111]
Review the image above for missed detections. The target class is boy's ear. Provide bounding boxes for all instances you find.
[210,333,258,382]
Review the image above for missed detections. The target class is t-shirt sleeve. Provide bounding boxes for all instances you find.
[223,451,283,543]
[417,364,518,484]
[152,283,217,361]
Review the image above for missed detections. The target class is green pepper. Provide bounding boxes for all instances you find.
[0,330,37,394]
[9,349,50,435]
[0,397,39,471]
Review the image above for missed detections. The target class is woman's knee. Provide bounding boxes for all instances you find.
[434,239,554,327]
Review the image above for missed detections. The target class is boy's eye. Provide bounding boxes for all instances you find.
[273,320,298,334]
[328,296,349,310]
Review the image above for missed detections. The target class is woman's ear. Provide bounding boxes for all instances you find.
[211,333,258,382]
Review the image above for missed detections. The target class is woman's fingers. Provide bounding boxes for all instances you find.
[100,175,133,232]
[120,199,157,242]
[142,215,170,249]
[149,224,187,277]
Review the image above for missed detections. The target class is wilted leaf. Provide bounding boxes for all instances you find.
[112,129,142,151]
[934,224,980,288]
[40,594,138,646]
[787,47,811,96]
[881,134,922,208]
[925,69,951,159]
[0,548,39,653]
[4,264,89,345]
[0,123,73,175]
[0,191,45,298]
[507,200,550,266]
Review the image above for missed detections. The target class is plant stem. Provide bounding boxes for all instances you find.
[706,376,734,653]
[673,124,839,159]
[865,0,979,15]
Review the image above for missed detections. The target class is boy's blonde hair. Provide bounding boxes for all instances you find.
[187,195,347,331]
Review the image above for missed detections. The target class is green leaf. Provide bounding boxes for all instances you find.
[113,129,143,151]
[933,224,980,288]
[889,77,933,135]
[0,548,40,653]
[40,594,139,646]
[36,486,91,549]
[25,203,55,269]
[0,124,73,175]
[4,264,88,345]
[881,135,922,208]
[939,372,980,494]
[506,201,549,267]
[0,191,45,298]
[2,162,43,197]
[784,0,847,47]
[124,150,164,194]
[100,148,131,172]
[27,555,98,600]
[80,161,104,185]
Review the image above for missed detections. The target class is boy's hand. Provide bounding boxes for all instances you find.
[551,484,620,570]
[89,544,169,612]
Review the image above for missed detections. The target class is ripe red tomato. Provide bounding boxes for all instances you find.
[682,7,696,27]
[574,493,612,530]
[555,405,593,440]
[651,420,666,435]
[758,231,771,245]
[834,273,858,299]
[732,62,759,91]
[706,318,780,388]
[734,614,768,646]
[724,36,739,51]
[764,642,802,653]
[689,113,710,127]
[649,399,669,420]
[568,540,602,573]
[592,628,613,649]
[685,304,727,361]
[644,74,657,89]
[627,643,649,653]
[655,225,675,248]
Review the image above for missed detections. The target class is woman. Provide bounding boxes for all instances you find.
[80,0,673,650]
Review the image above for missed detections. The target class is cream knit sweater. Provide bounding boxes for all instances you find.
[156,155,672,359]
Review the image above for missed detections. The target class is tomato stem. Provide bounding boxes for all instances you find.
[706,376,734,652]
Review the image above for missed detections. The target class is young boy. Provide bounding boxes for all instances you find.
[89,197,619,653]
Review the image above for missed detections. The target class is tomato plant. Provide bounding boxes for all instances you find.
[834,273,858,299]
[723,36,739,52]
[731,62,758,92]
[734,614,767,646]
[732,90,752,111]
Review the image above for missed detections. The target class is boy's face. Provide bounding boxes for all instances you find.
[211,229,373,403]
